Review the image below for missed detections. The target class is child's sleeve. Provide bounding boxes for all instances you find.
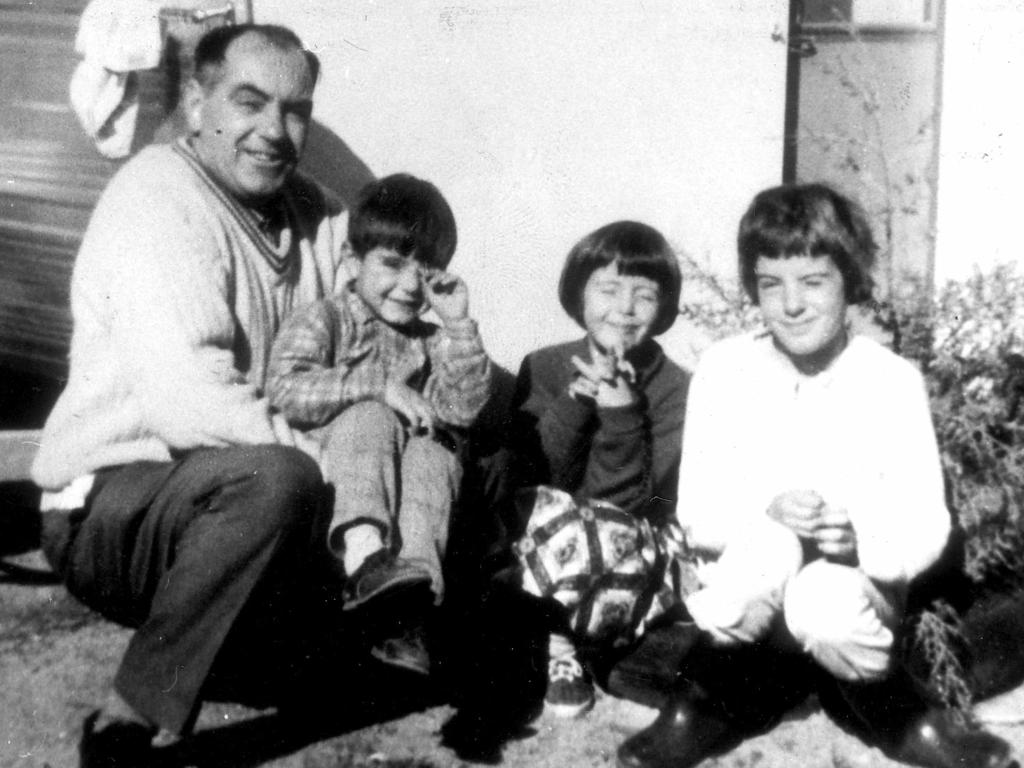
[674,349,740,555]
[845,365,950,584]
[578,400,651,516]
[422,318,493,427]
[511,350,595,491]
[586,370,688,524]
[266,299,384,429]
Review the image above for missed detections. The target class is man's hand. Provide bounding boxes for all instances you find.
[570,342,637,408]
[384,380,438,436]
[425,271,469,326]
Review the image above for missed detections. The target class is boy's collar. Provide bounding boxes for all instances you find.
[343,281,377,325]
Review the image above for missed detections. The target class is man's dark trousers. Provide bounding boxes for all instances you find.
[41,445,330,735]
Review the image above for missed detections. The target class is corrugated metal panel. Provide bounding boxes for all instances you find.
[0,1,241,380]
[0,0,103,379]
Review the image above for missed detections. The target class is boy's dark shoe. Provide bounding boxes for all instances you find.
[371,621,432,675]
[79,710,156,768]
[342,550,432,611]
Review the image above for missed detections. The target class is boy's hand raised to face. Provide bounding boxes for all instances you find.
[424,270,469,326]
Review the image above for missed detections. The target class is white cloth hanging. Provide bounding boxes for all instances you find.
[69,0,164,159]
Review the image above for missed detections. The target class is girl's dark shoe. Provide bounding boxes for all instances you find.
[833,671,1017,768]
[888,708,1015,768]
[606,621,701,709]
[616,679,732,768]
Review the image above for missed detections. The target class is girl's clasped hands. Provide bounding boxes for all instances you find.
[568,341,638,408]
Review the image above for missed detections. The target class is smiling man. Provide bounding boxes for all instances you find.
[31,24,349,765]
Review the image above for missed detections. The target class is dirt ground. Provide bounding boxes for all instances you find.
[3,546,1024,768]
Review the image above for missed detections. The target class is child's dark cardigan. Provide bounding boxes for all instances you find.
[511,337,690,528]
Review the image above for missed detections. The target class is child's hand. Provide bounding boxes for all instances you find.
[766,489,826,538]
[813,505,858,565]
[425,270,469,325]
[571,344,637,408]
[567,375,599,402]
[384,380,438,436]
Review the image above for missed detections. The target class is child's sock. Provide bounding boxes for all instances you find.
[545,632,595,717]
[341,524,385,576]
[549,632,576,661]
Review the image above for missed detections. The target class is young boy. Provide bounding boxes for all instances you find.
[616,184,1013,768]
[267,173,492,675]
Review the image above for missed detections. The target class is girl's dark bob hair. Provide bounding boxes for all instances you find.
[737,183,876,305]
[348,173,457,270]
[558,220,681,337]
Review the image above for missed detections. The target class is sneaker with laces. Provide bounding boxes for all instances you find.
[545,654,595,718]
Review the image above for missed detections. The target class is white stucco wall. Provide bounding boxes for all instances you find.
[255,1,788,370]
[934,0,1024,283]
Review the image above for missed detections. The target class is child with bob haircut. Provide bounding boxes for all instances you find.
[616,183,1012,768]
[511,221,690,718]
[267,173,492,676]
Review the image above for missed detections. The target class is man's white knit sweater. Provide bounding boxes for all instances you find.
[32,139,347,490]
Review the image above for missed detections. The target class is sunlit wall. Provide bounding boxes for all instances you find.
[256,1,789,370]
[934,0,1024,282]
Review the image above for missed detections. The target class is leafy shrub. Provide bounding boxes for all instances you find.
[882,264,1024,592]
[676,251,760,339]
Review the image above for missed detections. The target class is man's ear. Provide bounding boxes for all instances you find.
[183,78,205,136]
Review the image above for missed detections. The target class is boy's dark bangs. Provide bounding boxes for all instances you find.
[351,219,428,261]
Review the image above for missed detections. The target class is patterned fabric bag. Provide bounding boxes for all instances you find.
[515,486,697,646]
